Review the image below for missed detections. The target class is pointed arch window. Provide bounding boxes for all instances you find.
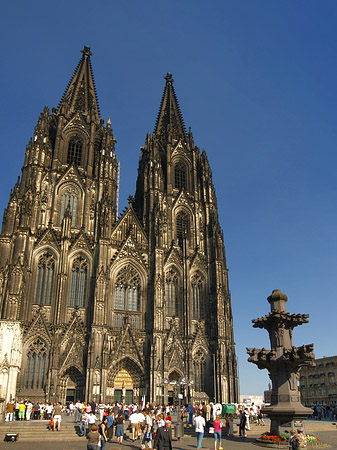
[60,185,78,227]
[174,162,186,190]
[67,137,83,166]
[193,349,206,392]
[25,338,47,390]
[114,264,141,312]
[176,210,189,247]
[165,269,179,316]
[35,252,55,305]
[69,256,88,307]
[191,273,204,319]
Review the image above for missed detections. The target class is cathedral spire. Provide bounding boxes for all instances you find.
[154,73,187,140]
[58,46,100,119]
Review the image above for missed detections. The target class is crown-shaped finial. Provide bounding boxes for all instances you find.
[164,72,174,83]
[81,46,92,57]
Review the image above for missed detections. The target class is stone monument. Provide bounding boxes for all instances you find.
[247,289,315,436]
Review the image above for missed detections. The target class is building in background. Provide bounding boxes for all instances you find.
[239,395,264,407]
[299,355,337,406]
[0,47,238,406]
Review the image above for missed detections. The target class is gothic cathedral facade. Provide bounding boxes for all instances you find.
[0,47,238,406]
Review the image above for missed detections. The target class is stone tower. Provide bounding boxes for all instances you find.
[0,49,237,406]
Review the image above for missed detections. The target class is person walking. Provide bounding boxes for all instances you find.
[86,424,101,450]
[115,412,125,444]
[153,420,172,450]
[213,415,223,450]
[193,410,206,449]
[106,411,114,442]
[52,402,62,431]
[99,417,108,450]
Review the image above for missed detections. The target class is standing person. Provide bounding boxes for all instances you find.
[193,410,206,450]
[213,415,222,450]
[289,430,299,450]
[91,400,97,416]
[33,402,40,420]
[99,417,108,450]
[153,420,172,450]
[257,407,265,426]
[75,400,82,422]
[88,410,97,432]
[115,412,125,444]
[6,402,15,422]
[80,410,89,437]
[206,403,211,422]
[98,401,105,422]
[239,408,249,438]
[106,411,114,442]
[130,409,140,441]
[18,401,26,421]
[26,401,33,421]
[52,402,62,431]
[187,403,194,427]
[227,414,234,437]
[86,424,101,450]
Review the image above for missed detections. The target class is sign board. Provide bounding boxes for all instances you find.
[178,394,183,399]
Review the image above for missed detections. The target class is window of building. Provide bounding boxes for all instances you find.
[176,211,189,247]
[191,273,204,320]
[67,138,83,166]
[114,264,141,312]
[165,269,179,316]
[69,256,88,307]
[174,162,186,190]
[194,349,206,392]
[35,252,55,305]
[25,338,47,390]
[60,186,78,227]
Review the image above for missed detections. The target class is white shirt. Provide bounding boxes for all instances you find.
[88,414,97,424]
[130,413,139,424]
[194,416,205,433]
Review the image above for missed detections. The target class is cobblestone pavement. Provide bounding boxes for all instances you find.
[0,433,336,450]
[0,416,335,450]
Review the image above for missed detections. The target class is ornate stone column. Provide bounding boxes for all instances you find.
[247,289,314,435]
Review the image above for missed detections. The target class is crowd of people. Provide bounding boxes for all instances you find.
[308,404,337,420]
[5,398,271,449]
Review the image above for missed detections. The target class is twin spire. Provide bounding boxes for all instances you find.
[58,48,187,140]
[58,46,100,120]
[154,72,187,140]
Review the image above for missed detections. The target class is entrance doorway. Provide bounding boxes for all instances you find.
[114,389,122,403]
[66,378,76,403]
[114,369,133,403]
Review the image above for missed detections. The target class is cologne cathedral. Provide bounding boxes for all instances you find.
[0,47,238,406]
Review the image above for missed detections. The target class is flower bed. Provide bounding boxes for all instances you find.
[256,432,327,449]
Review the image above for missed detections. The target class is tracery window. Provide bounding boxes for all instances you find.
[193,349,206,392]
[114,264,141,312]
[191,273,204,319]
[165,269,179,316]
[25,338,47,390]
[69,256,88,307]
[176,210,189,247]
[60,185,78,227]
[174,162,187,190]
[35,252,55,305]
[67,138,83,166]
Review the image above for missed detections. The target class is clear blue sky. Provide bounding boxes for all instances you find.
[1,0,336,396]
